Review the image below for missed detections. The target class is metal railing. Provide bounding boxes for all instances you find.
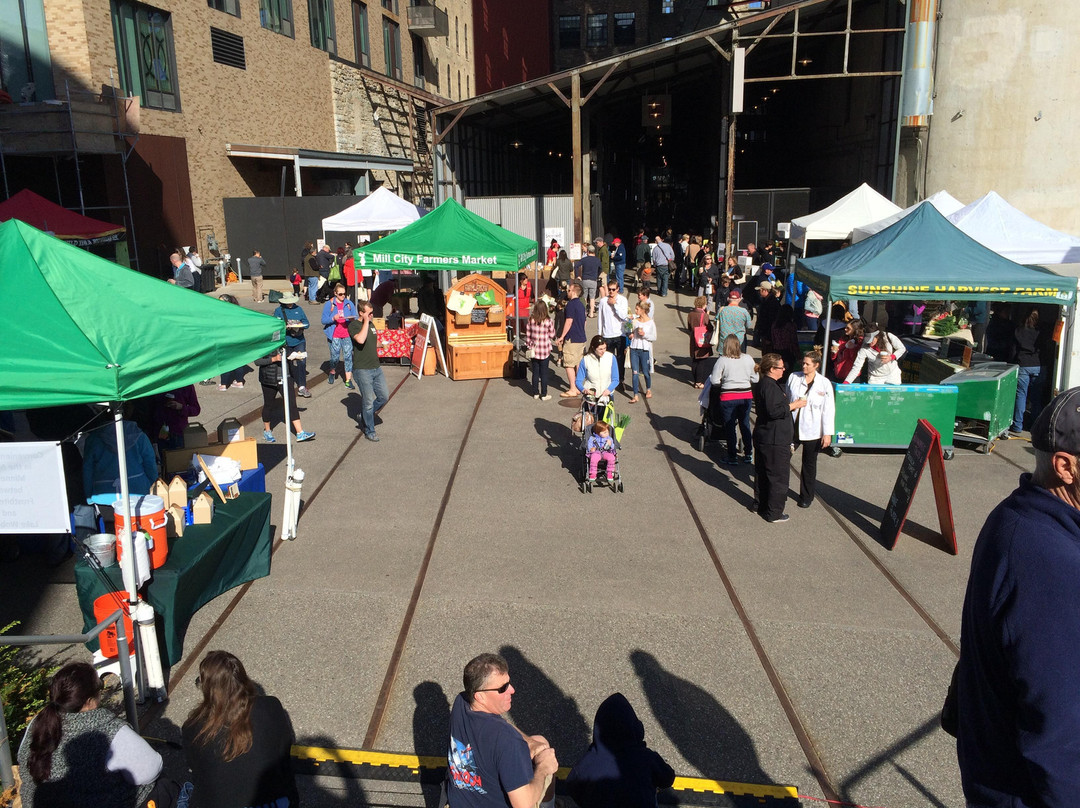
[0,610,137,791]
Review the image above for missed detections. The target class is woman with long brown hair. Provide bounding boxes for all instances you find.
[526,298,557,400]
[1010,307,1046,435]
[18,661,162,808]
[182,651,298,808]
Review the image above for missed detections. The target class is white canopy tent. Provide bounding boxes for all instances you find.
[946,191,1080,266]
[321,186,427,235]
[850,190,965,243]
[789,183,902,252]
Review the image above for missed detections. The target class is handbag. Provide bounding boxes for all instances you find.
[693,324,708,348]
[525,347,535,360]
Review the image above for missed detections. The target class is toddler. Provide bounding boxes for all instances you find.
[586,420,616,482]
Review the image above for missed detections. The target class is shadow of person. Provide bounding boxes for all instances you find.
[292,733,370,807]
[534,418,580,473]
[629,649,771,785]
[499,645,591,766]
[663,444,757,511]
[412,680,452,757]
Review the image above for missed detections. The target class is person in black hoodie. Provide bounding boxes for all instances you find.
[565,693,674,808]
[753,353,805,524]
[1009,308,1046,436]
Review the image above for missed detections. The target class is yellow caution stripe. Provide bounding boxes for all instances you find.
[291,746,798,800]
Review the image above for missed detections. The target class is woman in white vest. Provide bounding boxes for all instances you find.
[575,335,620,401]
[786,349,835,509]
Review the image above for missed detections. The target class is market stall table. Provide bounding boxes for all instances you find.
[75,492,272,666]
[376,320,420,361]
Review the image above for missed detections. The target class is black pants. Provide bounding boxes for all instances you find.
[261,381,299,426]
[793,438,821,505]
[692,356,711,386]
[754,440,791,520]
[605,337,626,388]
[530,356,550,396]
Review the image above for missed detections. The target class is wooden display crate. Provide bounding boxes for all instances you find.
[447,341,513,380]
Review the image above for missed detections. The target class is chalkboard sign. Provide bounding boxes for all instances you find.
[410,313,448,380]
[880,419,958,554]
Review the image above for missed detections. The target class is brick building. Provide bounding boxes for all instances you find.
[0,0,474,276]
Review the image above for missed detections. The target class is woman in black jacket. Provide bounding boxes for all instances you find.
[753,353,806,524]
[256,350,315,443]
[183,651,299,808]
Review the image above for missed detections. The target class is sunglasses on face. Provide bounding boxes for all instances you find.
[335,293,346,297]
[476,680,512,694]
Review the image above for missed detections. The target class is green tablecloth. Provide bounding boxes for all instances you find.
[75,492,273,666]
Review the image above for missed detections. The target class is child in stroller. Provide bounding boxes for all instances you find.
[580,417,623,493]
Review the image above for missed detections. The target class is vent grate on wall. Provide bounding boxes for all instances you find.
[211,27,246,69]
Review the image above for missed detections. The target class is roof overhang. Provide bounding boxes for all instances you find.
[225,144,414,173]
[431,0,901,135]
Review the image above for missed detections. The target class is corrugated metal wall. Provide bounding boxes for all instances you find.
[464,195,574,251]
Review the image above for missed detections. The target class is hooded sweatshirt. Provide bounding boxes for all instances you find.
[565,693,675,808]
[82,421,158,500]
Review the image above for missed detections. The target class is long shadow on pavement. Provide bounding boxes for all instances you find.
[534,418,581,475]
[631,649,771,785]
[500,645,591,767]
[815,480,949,552]
[412,680,452,757]
[837,715,950,808]
[294,733,370,807]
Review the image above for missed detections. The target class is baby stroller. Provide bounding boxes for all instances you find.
[694,381,750,460]
[694,382,725,453]
[573,395,625,494]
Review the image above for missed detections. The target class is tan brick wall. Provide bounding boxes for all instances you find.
[45,0,337,253]
[40,0,473,252]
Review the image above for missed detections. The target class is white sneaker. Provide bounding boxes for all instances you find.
[541,394,552,401]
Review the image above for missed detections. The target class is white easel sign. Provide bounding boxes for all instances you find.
[410,313,449,379]
[0,442,71,534]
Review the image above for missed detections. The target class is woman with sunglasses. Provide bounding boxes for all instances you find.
[183,650,299,808]
[321,282,358,388]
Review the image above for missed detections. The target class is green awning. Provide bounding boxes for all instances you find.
[796,203,1076,305]
[353,197,538,273]
[0,219,285,410]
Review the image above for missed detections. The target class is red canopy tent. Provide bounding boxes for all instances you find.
[0,189,125,246]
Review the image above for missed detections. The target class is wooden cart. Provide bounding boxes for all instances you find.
[445,273,513,380]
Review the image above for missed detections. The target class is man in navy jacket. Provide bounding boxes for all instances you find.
[957,386,1080,807]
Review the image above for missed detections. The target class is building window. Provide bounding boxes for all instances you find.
[352,1,370,66]
[260,0,294,37]
[586,14,607,47]
[382,0,397,12]
[309,0,336,52]
[613,12,635,45]
[210,27,246,68]
[464,22,468,58]
[558,15,580,49]
[412,33,424,86]
[208,0,240,15]
[111,1,180,111]
[384,18,402,80]
[661,0,674,13]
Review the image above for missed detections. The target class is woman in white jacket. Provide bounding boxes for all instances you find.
[787,349,835,508]
[843,326,906,385]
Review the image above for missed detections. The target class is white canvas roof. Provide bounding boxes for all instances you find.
[321,186,426,234]
[850,190,965,243]
[789,183,901,251]
[946,191,1080,265]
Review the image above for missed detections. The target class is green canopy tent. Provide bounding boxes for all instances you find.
[353,198,539,347]
[352,197,538,275]
[795,203,1078,377]
[0,220,287,677]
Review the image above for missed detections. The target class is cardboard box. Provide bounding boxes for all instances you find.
[183,422,208,448]
[166,504,185,537]
[150,479,169,502]
[164,437,259,474]
[217,418,245,444]
[167,476,188,510]
[191,492,214,524]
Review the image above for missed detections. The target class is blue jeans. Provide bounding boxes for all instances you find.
[614,265,625,293]
[630,347,651,395]
[720,398,753,460]
[1012,365,1043,432]
[306,276,319,302]
[356,367,389,434]
[657,266,670,296]
[329,335,353,374]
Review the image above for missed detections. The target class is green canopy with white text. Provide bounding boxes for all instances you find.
[352,197,538,274]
